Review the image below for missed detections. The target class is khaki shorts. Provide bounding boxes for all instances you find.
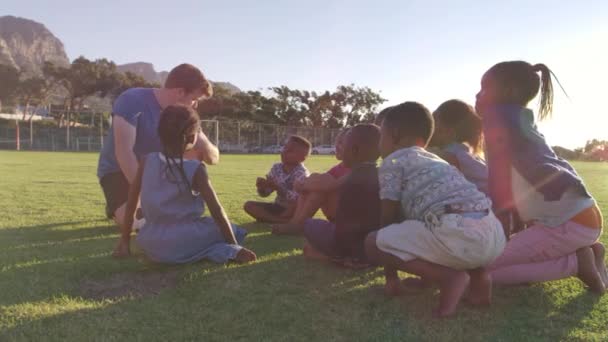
[376,212,506,270]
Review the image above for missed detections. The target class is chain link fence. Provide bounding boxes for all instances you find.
[0,110,342,154]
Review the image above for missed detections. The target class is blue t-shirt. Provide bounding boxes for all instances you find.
[443,142,489,195]
[97,88,163,179]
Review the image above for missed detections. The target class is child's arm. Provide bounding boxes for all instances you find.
[378,159,404,227]
[485,113,517,237]
[194,165,239,245]
[113,157,145,258]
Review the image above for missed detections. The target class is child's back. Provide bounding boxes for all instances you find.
[381,146,491,226]
[136,152,247,264]
[140,153,203,224]
[334,162,380,259]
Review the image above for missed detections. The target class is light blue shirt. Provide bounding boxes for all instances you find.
[379,146,492,226]
[443,142,489,195]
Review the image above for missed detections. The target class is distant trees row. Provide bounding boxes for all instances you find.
[0,57,157,123]
[197,84,386,128]
[0,56,387,129]
[553,139,608,162]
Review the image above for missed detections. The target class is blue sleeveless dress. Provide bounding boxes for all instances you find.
[135,152,247,264]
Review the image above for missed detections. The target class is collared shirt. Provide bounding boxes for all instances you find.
[267,163,309,207]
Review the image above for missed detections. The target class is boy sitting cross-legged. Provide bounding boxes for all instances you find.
[244,135,311,223]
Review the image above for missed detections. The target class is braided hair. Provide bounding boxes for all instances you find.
[157,105,201,192]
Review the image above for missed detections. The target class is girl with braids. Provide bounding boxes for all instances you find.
[429,99,488,194]
[476,61,606,292]
[112,105,256,264]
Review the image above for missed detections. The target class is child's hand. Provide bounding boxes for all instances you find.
[256,177,267,188]
[112,237,131,258]
[235,248,257,263]
[266,177,279,191]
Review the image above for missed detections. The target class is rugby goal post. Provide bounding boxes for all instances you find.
[200,119,219,146]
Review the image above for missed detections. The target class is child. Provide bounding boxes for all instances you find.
[375,106,394,126]
[244,136,310,223]
[112,105,256,264]
[302,124,381,266]
[475,61,607,292]
[430,99,489,194]
[364,102,506,318]
[272,129,351,235]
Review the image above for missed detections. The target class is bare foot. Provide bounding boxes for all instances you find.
[303,243,330,261]
[433,271,470,318]
[576,247,605,294]
[384,276,404,297]
[271,223,303,235]
[591,242,608,286]
[235,248,257,263]
[466,268,492,307]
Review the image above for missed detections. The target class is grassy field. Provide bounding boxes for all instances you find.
[1,151,607,341]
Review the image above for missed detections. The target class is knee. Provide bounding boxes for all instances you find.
[243,201,255,214]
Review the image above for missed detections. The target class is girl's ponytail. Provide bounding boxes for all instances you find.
[532,63,554,121]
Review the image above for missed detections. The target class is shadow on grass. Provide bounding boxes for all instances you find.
[2,219,606,340]
[484,283,605,341]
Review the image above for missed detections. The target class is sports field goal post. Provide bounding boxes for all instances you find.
[200,119,219,146]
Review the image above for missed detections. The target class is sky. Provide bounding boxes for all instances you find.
[3,0,608,149]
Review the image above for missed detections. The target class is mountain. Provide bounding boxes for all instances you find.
[117,62,168,85]
[117,62,241,94]
[0,15,241,101]
[213,81,241,95]
[0,15,69,75]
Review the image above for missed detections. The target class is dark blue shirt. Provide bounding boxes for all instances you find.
[97,88,163,179]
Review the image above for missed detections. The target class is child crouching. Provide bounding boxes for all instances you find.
[364,102,506,318]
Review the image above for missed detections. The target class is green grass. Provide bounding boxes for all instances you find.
[1,151,607,341]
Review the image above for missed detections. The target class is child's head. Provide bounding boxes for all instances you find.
[158,105,201,158]
[334,128,350,161]
[157,105,201,191]
[379,102,434,158]
[281,135,311,165]
[375,106,394,126]
[430,99,483,155]
[476,61,555,121]
[342,124,381,168]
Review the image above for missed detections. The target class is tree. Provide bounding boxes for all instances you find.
[584,139,608,153]
[109,71,159,101]
[198,83,385,128]
[329,84,386,127]
[0,64,21,110]
[15,77,46,120]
